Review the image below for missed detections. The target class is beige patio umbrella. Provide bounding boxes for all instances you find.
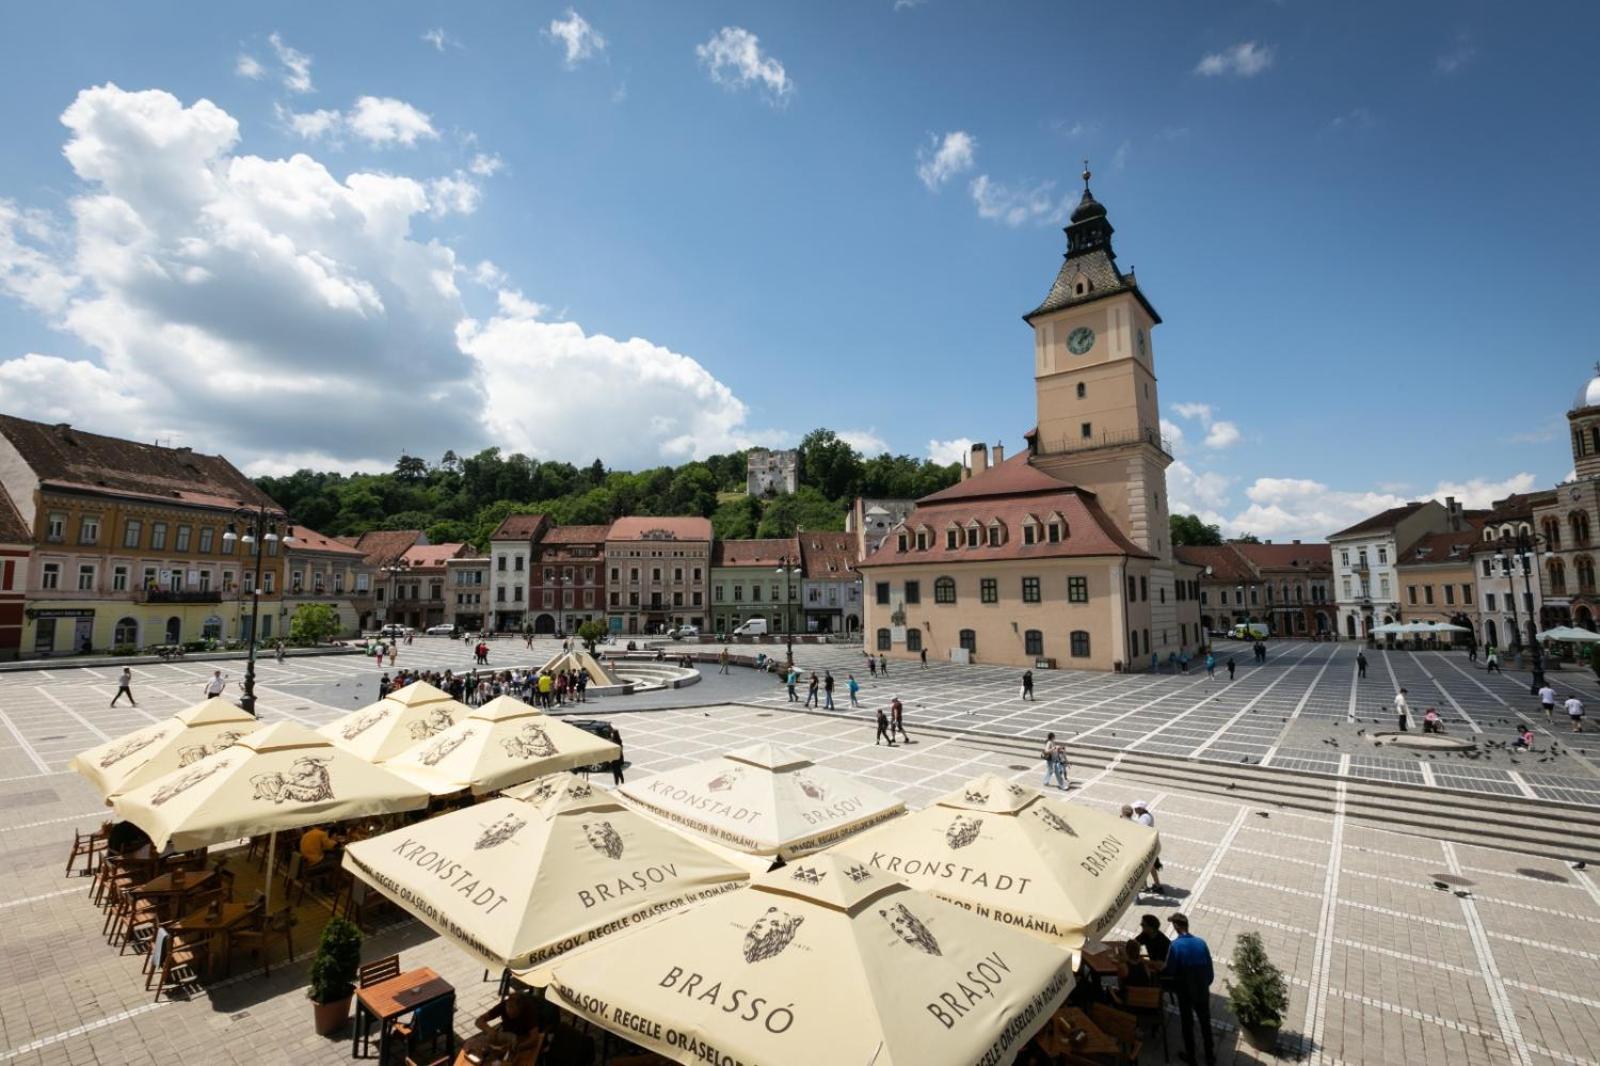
[540,647,617,687]
[832,774,1159,949]
[343,773,747,973]
[548,853,1074,1066]
[113,721,432,913]
[316,680,469,763]
[618,744,905,859]
[382,695,620,795]
[71,699,259,801]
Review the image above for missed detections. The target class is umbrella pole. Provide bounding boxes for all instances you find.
[264,829,277,915]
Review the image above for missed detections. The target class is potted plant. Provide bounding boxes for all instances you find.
[1226,932,1289,1051]
[307,917,363,1035]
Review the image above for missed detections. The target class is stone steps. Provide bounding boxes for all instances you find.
[929,725,1600,867]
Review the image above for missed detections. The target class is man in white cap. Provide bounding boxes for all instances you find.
[1133,800,1163,893]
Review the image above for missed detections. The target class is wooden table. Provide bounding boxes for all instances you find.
[138,868,215,897]
[175,902,252,977]
[1082,944,1126,979]
[354,966,454,1061]
[1054,1007,1120,1059]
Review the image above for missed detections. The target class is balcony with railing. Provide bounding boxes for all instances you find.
[136,589,223,604]
[1033,425,1174,459]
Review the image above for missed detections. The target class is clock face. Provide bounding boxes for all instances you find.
[1067,326,1096,355]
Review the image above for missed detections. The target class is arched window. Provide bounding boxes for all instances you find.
[1549,558,1568,595]
[1543,517,1562,550]
[959,629,977,654]
[1572,511,1591,547]
[1076,382,1086,399]
[1024,629,1044,657]
[1069,630,1091,657]
[934,577,957,604]
[876,628,892,651]
[164,616,182,644]
[1578,556,1596,593]
[905,628,922,653]
[113,616,138,646]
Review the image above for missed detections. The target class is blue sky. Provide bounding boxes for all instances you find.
[0,1,1595,539]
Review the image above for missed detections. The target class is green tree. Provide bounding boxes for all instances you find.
[576,619,609,654]
[395,453,428,481]
[1233,532,1262,544]
[1170,513,1224,547]
[757,486,844,536]
[798,429,864,502]
[289,603,342,644]
[712,494,761,539]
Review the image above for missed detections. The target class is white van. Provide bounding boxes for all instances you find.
[732,618,768,636]
[1231,623,1270,640]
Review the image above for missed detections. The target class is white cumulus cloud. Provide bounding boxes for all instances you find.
[969,175,1067,227]
[428,172,482,216]
[696,27,793,105]
[468,152,504,177]
[545,9,606,66]
[1195,41,1274,78]
[916,131,976,191]
[837,429,891,456]
[927,437,974,465]
[347,96,438,147]
[1171,402,1212,421]
[1170,401,1242,449]
[235,54,265,80]
[277,104,343,141]
[1203,420,1241,449]
[268,32,315,93]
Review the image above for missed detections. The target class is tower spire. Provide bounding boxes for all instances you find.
[1082,159,1092,190]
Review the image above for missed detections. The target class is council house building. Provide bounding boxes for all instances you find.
[860,170,1201,670]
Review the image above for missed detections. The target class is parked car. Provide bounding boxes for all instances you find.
[378,624,414,639]
[424,623,456,636]
[669,624,700,640]
[568,720,623,772]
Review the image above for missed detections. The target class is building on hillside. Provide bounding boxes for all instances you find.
[746,448,798,496]
[1466,496,1542,650]
[710,537,802,638]
[605,516,711,635]
[0,414,287,654]
[386,542,473,631]
[281,527,371,639]
[339,530,426,632]
[799,532,862,634]
[1327,499,1454,639]
[488,513,549,632]
[1528,368,1600,634]
[861,171,1203,670]
[445,555,489,633]
[531,524,609,635]
[0,492,29,659]
[848,497,916,559]
[1394,517,1484,642]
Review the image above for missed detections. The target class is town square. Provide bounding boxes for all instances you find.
[1,2,1598,1065]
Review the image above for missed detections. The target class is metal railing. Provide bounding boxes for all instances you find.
[136,589,223,604]
[1033,425,1174,458]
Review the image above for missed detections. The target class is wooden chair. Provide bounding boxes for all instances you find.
[358,953,402,988]
[213,864,236,903]
[339,878,390,933]
[147,926,213,1001]
[1113,984,1168,1061]
[1088,1003,1143,1063]
[66,823,110,877]
[230,905,294,976]
[391,993,456,1062]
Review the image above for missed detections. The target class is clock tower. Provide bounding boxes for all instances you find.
[1025,167,1171,560]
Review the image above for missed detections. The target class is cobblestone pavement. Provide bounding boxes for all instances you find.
[3,643,1600,1056]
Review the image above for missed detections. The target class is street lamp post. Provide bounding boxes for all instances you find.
[221,506,293,717]
[1496,531,1547,695]
[775,555,800,665]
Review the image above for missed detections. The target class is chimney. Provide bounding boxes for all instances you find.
[992,441,1005,465]
[970,442,988,476]
[1293,539,1301,545]
[1264,538,1273,545]
[1446,495,1462,531]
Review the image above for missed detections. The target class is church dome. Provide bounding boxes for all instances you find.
[1574,365,1600,411]
[1070,188,1107,223]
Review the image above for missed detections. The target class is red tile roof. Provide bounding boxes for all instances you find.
[0,413,276,510]
[401,543,472,569]
[1174,545,1255,582]
[1229,542,1332,572]
[287,526,365,557]
[490,514,548,541]
[1397,523,1484,568]
[917,450,1067,504]
[1328,502,1431,539]
[350,529,425,567]
[540,524,613,544]
[867,489,1151,565]
[712,538,799,568]
[0,490,28,544]
[607,516,712,541]
[799,532,859,577]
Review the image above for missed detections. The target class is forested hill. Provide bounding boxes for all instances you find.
[255,429,961,550]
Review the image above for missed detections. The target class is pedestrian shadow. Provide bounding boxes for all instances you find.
[1136,884,1190,904]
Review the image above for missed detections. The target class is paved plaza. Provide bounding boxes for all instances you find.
[2,641,1599,1063]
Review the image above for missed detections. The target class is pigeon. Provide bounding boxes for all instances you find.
[1357,729,1366,737]
[1432,880,1450,891]
[1256,811,1270,818]
[1576,861,1588,871]
[1453,889,1471,899]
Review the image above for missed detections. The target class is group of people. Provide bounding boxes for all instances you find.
[374,665,592,708]
[1066,911,1218,1066]
[874,697,909,745]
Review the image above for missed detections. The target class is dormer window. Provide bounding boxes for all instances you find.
[965,520,981,548]
[897,534,908,552]
[946,524,959,550]
[1047,511,1068,544]
[1022,514,1041,546]
[987,520,1006,547]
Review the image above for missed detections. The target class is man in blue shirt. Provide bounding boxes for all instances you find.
[1166,913,1216,1066]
